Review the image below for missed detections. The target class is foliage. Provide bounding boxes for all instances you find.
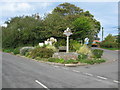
[20,47,34,56]
[2,16,44,48]
[100,34,118,48]
[64,59,78,64]
[100,42,118,48]
[2,48,14,53]
[46,45,58,52]
[76,44,93,58]
[52,2,83,15]
[78,54,87,59]
[78,59,105,64]
[92,49,103,58]
[30,47,54,58]
[2,3,101,49]
[70,40,82,51]
[54,39,66,48]
[48,58,65,63]
[48,58,78,64]
[13,47,21,55]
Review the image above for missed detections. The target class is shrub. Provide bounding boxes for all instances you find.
[54,39,66,48]
[78,54,87,59]
[46,45,58,52]
[30,47,54,58]
[100,41,118,48]
[100,34,118,48]
[20,47,34,56]
[48,58,65,63]
[70,40,82,51]
[64,59,78,64]
[77,44,93,58]
[78,59,105,64]
[92,49,103,58]
[2,48,14,53]
[13,47,21,55]
[93,59,106,64]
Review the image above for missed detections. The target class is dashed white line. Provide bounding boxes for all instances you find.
[72,70,80,73]
[54,66,59,68]
[97,76,107,80]
[35,80,49,90]
[113,80,120,83]
[62,67,69,70]
[84,73,93,76]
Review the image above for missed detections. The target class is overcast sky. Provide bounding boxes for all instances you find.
[0,1,118,40]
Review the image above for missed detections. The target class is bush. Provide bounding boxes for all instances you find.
[78,59,105,64]
[100,41,118,48]
[77,44,93,58]
[20,47,34,56]
[64,59,78,64]
[13,47,21,55]
[48,58,65,63]
[92,49,103,58]
[54,39,66,48]
[2,48,14,53]
[100,34,118,48]
[30,47,54,58]
[46,45,58,52]
[78,54,87,59]
[70,40,82,51]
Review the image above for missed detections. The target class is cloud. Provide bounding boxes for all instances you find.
[0,0,119,2]
[1,2,32,12]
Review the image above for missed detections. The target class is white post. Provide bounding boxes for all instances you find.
[66,36,69,53]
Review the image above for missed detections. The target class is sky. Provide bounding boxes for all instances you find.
[0,1,118,40]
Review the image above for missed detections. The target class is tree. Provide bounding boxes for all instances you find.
[2,16,44,48]
[50,3,101,43]
[2,3,101,48]
[72,16,100,44]
[52,3,83,15]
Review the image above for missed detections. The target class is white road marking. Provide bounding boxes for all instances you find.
[35,80,49,90]
[54,66,59,68]
[113,80,120,83]
[97,76,107,80]
[84,73,93,76]
[62,67,69,70]
[72,70,80,73]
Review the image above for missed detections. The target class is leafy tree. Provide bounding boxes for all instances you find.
[2,3,101,49]
[52,2,83,15]
[51,3,101,43]
[72,16,100,43]
[2,16,44,48]
[104,34,116,42]
[100,34,118,48]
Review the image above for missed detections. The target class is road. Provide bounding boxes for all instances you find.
[2,49,119,88]
[92,47,118,62]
